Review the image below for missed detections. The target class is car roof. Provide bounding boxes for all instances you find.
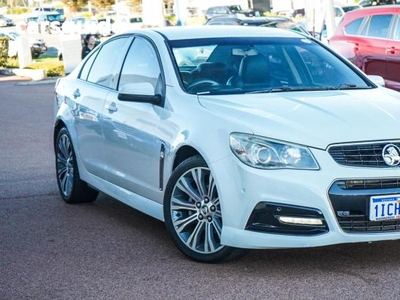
[207,15,292,22]
[344,4,400,15]
[338,4,400,23]
[147,25,303,41]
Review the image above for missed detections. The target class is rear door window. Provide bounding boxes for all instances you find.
[361,14,392,38]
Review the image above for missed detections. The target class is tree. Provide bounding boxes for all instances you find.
[91,0,115,11]
[60,0,142,14]
[61,0,89,13]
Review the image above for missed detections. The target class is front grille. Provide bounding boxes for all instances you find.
[328,142,400,167]
[337,179,400,190]
[329,180,400,233]
[339,217,400,232]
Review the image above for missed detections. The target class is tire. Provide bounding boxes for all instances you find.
[164,155,247,263]
[55,127,99,204]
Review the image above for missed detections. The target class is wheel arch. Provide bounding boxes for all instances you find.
[172,145,202,170]
[53,119,66,151]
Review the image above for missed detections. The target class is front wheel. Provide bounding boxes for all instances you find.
[164,155,247,263]
[55,127,99,204]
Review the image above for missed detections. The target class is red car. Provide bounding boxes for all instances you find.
[329,5,400,91]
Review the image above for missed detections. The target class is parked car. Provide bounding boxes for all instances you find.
[0,32,47,58]
[0,14,14,27]
[318,4,363,43]
[114,16,143,32]
[25,12,65,34]
[205,16,310,35]
[204,5,261,20]
[334,4,363,18]
[359,0,398,6]
[33,7,57,12]
[54,26,400,263]
[329,5,400,91]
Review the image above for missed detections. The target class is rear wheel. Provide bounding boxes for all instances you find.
[164,155,247,263]
[55,127,99,204]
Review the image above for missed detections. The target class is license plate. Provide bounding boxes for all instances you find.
[369,194,400,221]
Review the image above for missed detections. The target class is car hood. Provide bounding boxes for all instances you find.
[198,88,400,149]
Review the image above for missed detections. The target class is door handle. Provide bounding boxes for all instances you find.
[105,102,118,113]
[73,89,80,99]
[386,47,396,55]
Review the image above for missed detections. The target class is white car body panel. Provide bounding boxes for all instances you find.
[198,87,400,149]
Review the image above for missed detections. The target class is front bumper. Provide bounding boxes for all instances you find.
[214,148,400,249]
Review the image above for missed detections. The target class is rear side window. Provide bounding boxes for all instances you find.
[344,17,364,35]
[361,14,392,38]
[79,49,98,81]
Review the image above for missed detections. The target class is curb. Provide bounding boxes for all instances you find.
[16,78,58,86]
[0,68,46,81]
[0,68,59,85]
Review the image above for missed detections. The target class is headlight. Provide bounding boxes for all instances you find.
[229,133,319,170]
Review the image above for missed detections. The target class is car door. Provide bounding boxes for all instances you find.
[385,14,400,91]
[356,14,392,78]
[72,36,130,179]
[102,36,164,201]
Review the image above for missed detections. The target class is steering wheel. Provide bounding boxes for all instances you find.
[187,79,220,93]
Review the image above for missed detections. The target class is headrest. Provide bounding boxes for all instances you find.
[239,55,270,83]
[194,62,227,75]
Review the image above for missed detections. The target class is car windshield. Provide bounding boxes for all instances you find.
[169,37,372,95]
[228,5,242,12]
[47,14,63,22]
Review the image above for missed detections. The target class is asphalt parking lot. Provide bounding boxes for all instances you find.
[1,73,400,300]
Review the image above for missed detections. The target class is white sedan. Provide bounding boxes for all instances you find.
[54,26,400,263]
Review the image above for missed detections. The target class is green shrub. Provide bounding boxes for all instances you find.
[0,38,8,67]
[5,57,18,68]
[3,57,65,77]
[26,58,65,77]
[46,65,65,77]
[8,7,30,14]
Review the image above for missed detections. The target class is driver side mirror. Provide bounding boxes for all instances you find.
[367,75,385,87]
[118,82,162,105]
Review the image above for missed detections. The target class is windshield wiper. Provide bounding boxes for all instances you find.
[333,83,357,90]
[246,86,330,94]
[197,84,366,95]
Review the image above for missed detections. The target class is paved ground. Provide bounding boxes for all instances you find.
[2,77,400,300]
[0,74,30,82]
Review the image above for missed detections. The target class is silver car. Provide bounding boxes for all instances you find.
[0,14,13,27]
[54,26,400,263]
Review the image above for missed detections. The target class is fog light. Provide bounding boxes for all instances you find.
[277,216,324,226]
